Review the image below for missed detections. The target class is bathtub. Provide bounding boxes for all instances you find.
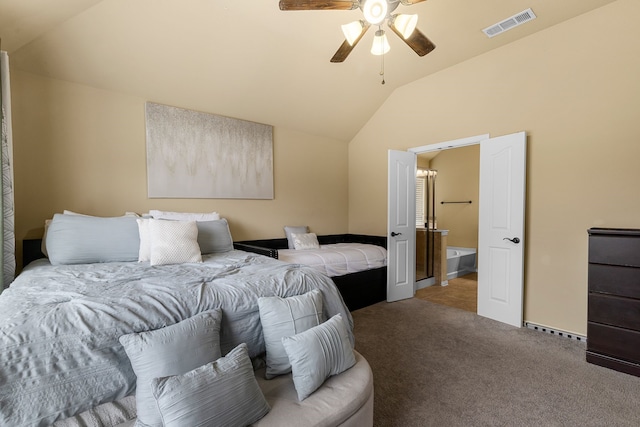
[446,246,477,280]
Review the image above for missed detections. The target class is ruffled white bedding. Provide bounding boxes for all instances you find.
[277,243,387,277]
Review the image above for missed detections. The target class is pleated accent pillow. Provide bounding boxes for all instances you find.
[148,219,202,266]
[151,343,270,427]
[119,309,222,427]
[282,314,356,401]
[258,289,324,379]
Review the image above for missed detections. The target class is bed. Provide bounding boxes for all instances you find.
[234,233,387,311]
[2,213,356,426]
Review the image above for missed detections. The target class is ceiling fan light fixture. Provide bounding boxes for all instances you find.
[371,29,390,55]
[363,0,388,25]
[390,13,418,39]
[341,20,365,45]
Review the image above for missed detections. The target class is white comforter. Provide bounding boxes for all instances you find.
[277,243,387,277]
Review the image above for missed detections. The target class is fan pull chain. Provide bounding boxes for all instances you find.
[380,51,385,85]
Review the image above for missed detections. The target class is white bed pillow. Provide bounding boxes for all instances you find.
[148,219,202,266]
[284,225,308,249]
[119,309,222,427]
[41,219,52,257]
[282,314,356,401]
[291,232,320,250]
[63,210,140,217]
[151,343,270,427]
[257,289,324,379]
[149,210,220,221]
[136,218,151,262]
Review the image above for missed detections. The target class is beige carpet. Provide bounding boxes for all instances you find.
[352,297,640,427]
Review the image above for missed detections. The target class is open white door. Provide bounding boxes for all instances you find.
[387,150,416,302]
[477,132,526,327]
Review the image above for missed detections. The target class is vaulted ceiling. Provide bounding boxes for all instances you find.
[1,0,617,141]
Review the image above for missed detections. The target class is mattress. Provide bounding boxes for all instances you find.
[277,243,387,277]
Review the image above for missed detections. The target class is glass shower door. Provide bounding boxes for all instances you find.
[416,169,437,281]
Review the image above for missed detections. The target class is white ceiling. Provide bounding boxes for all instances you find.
[1,0,616,141]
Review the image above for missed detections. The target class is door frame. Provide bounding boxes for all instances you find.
[388,134,489,300]
[401,133,527,327]
[409,134,490,156]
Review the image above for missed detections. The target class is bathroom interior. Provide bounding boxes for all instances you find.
[414,145,479,313]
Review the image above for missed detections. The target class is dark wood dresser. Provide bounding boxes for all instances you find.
[587,227,640,377]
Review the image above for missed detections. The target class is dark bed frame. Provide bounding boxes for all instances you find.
[234,234,387,311]
[23,238,45,267]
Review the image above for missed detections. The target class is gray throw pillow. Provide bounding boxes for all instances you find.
[197,219,234,254]
[282,314,356,401]
[151,343,270,427]
[284,225,308,249]
[46,213,140,265]
[258,289,324,379]
[119,309,222,427]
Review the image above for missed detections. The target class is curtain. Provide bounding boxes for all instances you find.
[0,50,16,291]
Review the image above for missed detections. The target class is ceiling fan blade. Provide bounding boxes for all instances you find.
[330,23,371,63]
[389,26,435,57]
[279,0,359,11]
[400,0,428,5]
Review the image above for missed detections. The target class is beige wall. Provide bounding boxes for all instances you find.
[349,0,640,335]
[12,71,349,268]
[429,145,480,249]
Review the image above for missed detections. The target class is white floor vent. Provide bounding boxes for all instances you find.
[483,8,537,38]
[525,322,587,343]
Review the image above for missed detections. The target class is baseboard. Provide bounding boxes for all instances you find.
[416,277,435,289]
[525,322,587,343]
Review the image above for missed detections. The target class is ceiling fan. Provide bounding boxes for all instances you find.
[279,0,436,63]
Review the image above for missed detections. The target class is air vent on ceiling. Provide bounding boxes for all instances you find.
[483,8,537,38]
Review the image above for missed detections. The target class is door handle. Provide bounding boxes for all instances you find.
[391,232,402,237]
[503,237,520,244]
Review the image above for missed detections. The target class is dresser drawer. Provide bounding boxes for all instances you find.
[588,293,640,331]
[588,264,640,298]
[588,234,640,267]
[587,322,640,363]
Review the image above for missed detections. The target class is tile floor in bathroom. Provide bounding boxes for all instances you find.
[414,272,477,313]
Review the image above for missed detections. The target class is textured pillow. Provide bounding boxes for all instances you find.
[119,309,223,427]
[197,219,233,254]
[148,219,202,266]
[258,289,324,379]
[291,232,320,250]
[284,225,308,249]
[151,343,270,427]
[149,210,220,221]
[282,314,356,401]
[45,214,140,265]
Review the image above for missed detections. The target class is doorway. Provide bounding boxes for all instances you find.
[388,132,526,327]
[415,145,480,312]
